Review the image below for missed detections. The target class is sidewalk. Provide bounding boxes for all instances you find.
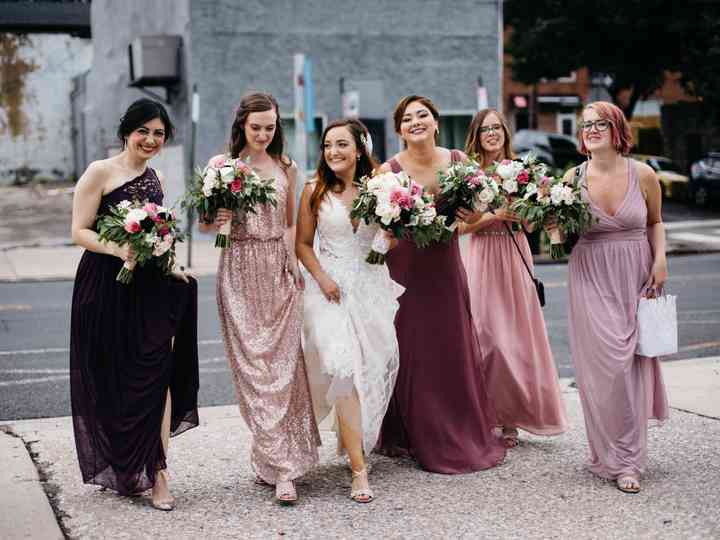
[1,358,718,539]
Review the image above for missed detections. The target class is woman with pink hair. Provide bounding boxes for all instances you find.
[556,101,669,494]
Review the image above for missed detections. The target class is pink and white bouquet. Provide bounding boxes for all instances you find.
[184,156,277,247]
[438,158,504,223]
[97,200,181,284]
[351,170,453,264]
[499,155,595,258]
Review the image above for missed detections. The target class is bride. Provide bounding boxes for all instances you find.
[296,119,403,503]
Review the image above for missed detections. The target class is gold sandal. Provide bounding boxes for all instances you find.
[275,480,297,504]
[350,467,374,503]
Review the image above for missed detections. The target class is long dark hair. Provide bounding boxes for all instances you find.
[228,92,290,168]
[464,108,514,168]
[310,119,379,215]
[117,98,175,148]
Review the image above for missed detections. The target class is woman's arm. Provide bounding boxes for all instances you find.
[639,162,667,290]
[71,162,128,260]
[284,161,304,288]
[295,183,341,302]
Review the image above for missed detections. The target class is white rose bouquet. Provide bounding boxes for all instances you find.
[96,200,181,284]
[350,170,453,264]
[183,156,277,247]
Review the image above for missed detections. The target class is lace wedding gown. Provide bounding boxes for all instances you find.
[302,192,404,455]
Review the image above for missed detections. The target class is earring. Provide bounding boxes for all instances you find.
[357,155,361,161]
[435,126,440,135]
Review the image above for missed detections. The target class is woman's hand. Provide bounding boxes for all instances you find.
[171,267,194,283]
[317,274,341,303]
[494,207,521,223]
[643,257,668,297]
[456,207,483,224]
[290,261,305,290]
[112,242,135,263]
[214,208,233,229]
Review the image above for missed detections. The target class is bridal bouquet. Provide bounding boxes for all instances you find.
[97,200,181,284]
[504,160,595,259]
[438,158,504,224]
[351,170,453,264]
[184,156,277,247]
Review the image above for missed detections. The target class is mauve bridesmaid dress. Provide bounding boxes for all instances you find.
[568,159,669,480]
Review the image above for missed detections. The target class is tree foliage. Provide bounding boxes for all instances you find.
[505,0,720,118]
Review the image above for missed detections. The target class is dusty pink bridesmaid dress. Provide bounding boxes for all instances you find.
[568,159,669,480]
[217,161,320,484]
[462,221,568,437]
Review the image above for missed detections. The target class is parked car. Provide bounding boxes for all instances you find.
[632,154,689,201]
[512,130,585,172]
[689,152,720,207]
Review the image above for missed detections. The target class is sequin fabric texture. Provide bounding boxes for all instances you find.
[216,160,320,483]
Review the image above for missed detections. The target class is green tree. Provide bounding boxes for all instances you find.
[505,0,720,119]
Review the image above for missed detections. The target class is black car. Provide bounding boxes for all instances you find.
[689,152,720,207]
[512,130,585,173]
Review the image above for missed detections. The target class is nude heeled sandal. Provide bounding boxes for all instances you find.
[350,467,374,503]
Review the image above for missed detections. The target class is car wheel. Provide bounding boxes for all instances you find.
[694,186,709,207]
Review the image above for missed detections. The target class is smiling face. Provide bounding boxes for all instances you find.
[581,107,613,154]
[244,108,278,152]
[479,112,505,155]
[399,100,438,145]
[323,125,358,179]
[126,117,166,160]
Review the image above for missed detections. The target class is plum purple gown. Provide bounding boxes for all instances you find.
[377,151,506,474]
[71,168,199,495]
[462,222,568,436]
[568,159,669,480]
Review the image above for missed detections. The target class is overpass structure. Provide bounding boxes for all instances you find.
[0,0,91,38]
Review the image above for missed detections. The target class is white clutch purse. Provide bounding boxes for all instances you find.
[636,293,678,357]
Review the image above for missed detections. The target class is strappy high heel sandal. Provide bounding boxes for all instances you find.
[350,467,374,504]
[275,480,298,505]
[502,427,520,448]
[151,470,175,511]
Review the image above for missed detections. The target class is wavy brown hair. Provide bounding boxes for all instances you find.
[393,95,440,145]
[228,92,291,169]
[310,119,379,215]
[464,108,514,168]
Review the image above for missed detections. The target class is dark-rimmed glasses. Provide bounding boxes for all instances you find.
[479,124,503,134]
[579,119,612,132]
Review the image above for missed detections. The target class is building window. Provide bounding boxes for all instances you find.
[281,116,325,170]
[556,113,577,136]
[438,113,473,151]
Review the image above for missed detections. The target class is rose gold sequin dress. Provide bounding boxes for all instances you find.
[216,161,320,484]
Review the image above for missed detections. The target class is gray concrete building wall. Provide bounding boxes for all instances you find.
[189,0,502,168]
[83,0,191,204]
[0,33,92,185]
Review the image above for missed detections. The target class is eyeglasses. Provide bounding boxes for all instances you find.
[579,119,612,132]
[479,124,503,134]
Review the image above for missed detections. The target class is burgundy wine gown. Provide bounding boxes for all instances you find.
[376,152,506,473]
[70,168,199,495]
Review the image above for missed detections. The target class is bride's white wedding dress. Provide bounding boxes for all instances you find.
[302,192,403,455]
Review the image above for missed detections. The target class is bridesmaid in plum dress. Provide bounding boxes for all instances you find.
[461,109,567,447]
[201,93,320,504]
[559,102,669,494]
[377,95,506,473]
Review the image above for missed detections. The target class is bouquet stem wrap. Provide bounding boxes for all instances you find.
[215,220,232,248]
[367,229,391,265]
[548,228,566,259]
[116,260,137,284]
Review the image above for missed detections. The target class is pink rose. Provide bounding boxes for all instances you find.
[539,176,551,187]
[230,179,243,193]
[158,225,170,236]
[234,160,252,175]
[517,170,530,184]
[500,159,512,165]
[124,221,141,234]
[212,157,227,168]
[409,181,422,197]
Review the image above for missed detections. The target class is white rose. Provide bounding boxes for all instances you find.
[117,200,132,210]
[375,202,401,225]
[220,166,235,185]
[523,183,538,199]
[478,186,496,204]
[125,208,148,224]
[495,162,516,181]
[204,170,217,184]
[550,184,565,205]
[419,206,437,225]
[561,186,576,205]
[502,179,518,194]
[153,235,173,256]
[144,233,158,246]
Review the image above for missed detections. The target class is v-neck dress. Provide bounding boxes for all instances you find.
[568,159,669,480]
[302,191,404,455]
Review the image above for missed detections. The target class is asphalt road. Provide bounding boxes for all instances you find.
[1,253,719,421]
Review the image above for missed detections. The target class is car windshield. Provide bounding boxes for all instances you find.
[654,159,679,172]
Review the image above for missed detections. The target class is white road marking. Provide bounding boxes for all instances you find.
[0,375,69,387]
[669,232,720,245]
[0,339,224,357]
[664,219,720,230]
